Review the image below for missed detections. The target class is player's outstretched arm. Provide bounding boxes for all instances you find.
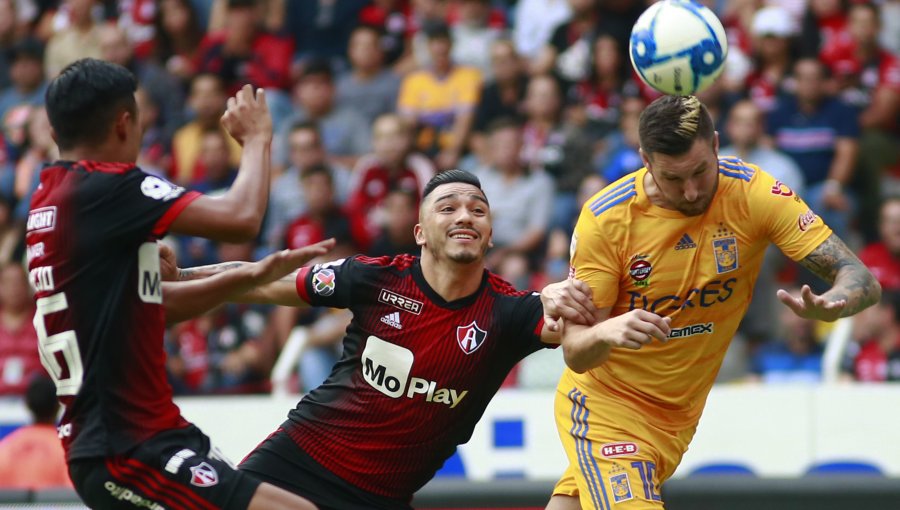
[777,233,881,322]
[560,308,672,373]
[162,239,334,324]
[168,85,274,242]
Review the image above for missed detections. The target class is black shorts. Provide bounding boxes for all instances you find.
[69,425,260,510]
[239,423,412,510]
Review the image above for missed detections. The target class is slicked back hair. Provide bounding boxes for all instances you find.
[639,95,715,158]
[46,58,137,151]
[422,169,485,203]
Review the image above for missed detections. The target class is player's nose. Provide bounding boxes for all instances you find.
[683,180,699,202]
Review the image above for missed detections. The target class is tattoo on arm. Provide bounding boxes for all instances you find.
[177,261,248,281]
[798,233,881,316]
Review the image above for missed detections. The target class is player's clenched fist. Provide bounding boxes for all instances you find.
[593,309,672,350]
[221,85,272,145]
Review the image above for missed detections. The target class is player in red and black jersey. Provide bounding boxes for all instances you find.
[27,58,319,510]
[178,170,667,509]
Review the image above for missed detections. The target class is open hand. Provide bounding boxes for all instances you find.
[541,278,598,331]
[221,85,272,145]
[249,239,336,285]
[776,284,847,322]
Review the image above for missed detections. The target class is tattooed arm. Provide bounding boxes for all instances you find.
[162,240,333,324]
[776,233,881,321]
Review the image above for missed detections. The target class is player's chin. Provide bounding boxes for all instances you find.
[447,248,482,265]
[677,201,710,217]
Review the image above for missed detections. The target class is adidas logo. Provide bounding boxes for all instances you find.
[380,312,403,330]
[675,233,697,250]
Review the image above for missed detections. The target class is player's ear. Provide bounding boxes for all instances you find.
[639,147,652,172]
[487,227,493,249]
[49,126,58,145]
[713,130,720,155]
[114,110,130,141]
[414,223,426,246]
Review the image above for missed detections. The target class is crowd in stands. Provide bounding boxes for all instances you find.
[0,0,899,407]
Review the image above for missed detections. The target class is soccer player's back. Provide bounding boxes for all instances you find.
[28,58,316,510]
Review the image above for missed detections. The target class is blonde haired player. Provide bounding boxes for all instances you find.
[544,95,881,509]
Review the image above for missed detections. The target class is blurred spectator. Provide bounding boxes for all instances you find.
[368,188,420,257]
[0,376,71,489]
[399,21,481,169]
[727,6,799,113]
[450,0,505,80]
[823,2,900,240]
[521,74,592,230]
[766,58,860,242]
[266,121,353,250]
[194,0,294,95]
[799,0,848,57]
[145,0,204,82]
[475,117,554,267]
[44,0,104,78]
[860,197,900,291]
[347,114,433,230]
[470,39,527,161]
[98,24,185,142]
[134,87,169,176]
[532,0,597,83]
[285,0,368,65]
[596,95,644,184]
[357,0,413,67]
[284,164,369,253]
[0,198,19,264]
[748,296,823,384]
[570,33,637,141]
[513,0,571,60]
[117,0,157,58]
[0,0,19,90]
[275,59,371,171]
[171,73,242,185]
[842,291,900,381]
[0,38,46,124]
[0,263,42,397]
[192,129,237,193]
[13,107,56,223]
[882,0,900,56]
[406,0,451,71]
[336,25,402,127]
[721,99,805,195]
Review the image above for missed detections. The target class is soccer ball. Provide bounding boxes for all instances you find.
[629,0,728,96]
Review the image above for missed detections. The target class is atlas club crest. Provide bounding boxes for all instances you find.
[456,321,487,355]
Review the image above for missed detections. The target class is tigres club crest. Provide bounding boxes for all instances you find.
[712,236,738,274]
[456,321,487,355]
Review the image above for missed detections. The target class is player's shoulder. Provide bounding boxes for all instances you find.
[717,156,758,184]
[583,171,640,220]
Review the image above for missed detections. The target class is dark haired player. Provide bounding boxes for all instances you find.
[175,169,671,509]
[26,58,319,509]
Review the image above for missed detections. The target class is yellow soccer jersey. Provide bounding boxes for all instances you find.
[568,157,831,431]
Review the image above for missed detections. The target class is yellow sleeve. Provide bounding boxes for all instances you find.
[571,205,621,308]
[748,166,833,261]
[397,73,421,113]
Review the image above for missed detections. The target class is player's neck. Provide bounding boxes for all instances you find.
[59,144,136,164]
[420,253,484,302]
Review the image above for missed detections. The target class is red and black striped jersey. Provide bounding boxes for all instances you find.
[25,160,199,461]
[286,254,550,500]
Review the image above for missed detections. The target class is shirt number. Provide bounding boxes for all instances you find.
[34,293,84,396]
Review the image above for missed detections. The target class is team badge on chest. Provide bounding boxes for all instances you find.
[456,321,487,355]
[712,224,739,274]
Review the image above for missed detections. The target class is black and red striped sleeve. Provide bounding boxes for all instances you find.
[503,292,551,356]
[294,256,363,308]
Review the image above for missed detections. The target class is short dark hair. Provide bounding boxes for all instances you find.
[638,95,715,157]
[422,169,484,201]
[290,120,320,136]
[422,20,451,41]
[227,0,257,8]
[46,58,137,151]
[299,59,334,82]
[300,163,332,183]
[25,376,59,424]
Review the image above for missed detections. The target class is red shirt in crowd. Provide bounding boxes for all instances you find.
[194,31,295,94]
[0,424,72,489]
[859,242,900,291]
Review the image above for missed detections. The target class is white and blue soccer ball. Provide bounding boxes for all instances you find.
[629,0,728,96]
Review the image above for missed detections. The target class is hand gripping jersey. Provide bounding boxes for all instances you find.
[25,161,199,461]
[565,157,830,465]
[285,255,549,499]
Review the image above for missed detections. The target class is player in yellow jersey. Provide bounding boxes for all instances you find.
[544,95,881,510]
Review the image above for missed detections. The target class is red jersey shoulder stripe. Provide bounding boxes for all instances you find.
[487,271,531,297]
[355,253,418,272]
[77,160,137,174]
